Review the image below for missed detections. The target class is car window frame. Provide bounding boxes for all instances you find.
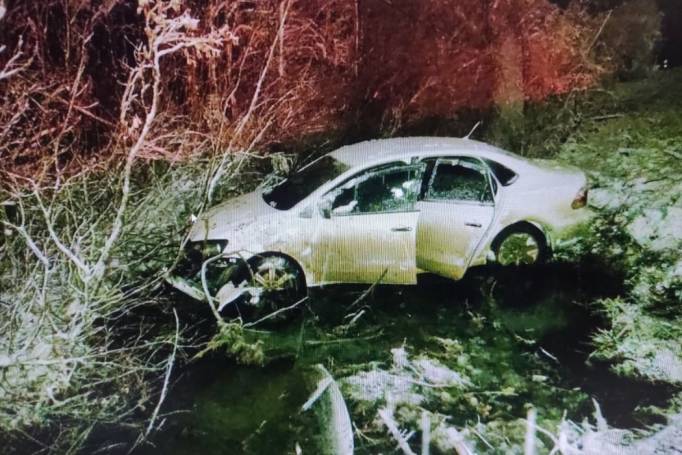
[422,155,498,206]
[320,161,427,217]
[262,154,352,211]
[482,158,518,186]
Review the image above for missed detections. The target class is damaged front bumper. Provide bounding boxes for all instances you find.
[165,274,208,302]
[164,245,253,307]
[165,241,246,302]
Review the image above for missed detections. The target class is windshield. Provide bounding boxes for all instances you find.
[262,155,350,210]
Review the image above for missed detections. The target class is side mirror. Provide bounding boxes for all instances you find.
[318,199,332,219]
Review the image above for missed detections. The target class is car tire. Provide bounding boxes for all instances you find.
[491,224,549,267]
[236,254,307,321]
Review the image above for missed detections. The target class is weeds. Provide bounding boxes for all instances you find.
[0,162,197,451]
[194,322,265,367]
[553,68,682,385]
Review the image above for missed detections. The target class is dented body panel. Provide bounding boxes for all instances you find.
[416,200,495,280]
[172,137,593,296]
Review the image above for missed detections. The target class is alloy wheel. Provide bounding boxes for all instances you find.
[497,232,541,266]
[250,256,297,293]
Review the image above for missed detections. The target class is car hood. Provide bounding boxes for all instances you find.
[188,189,280,242]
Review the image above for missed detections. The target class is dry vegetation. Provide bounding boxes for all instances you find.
[0,0,666,452]
[0,0,613,178]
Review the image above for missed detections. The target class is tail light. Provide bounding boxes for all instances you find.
[571,185,588,209]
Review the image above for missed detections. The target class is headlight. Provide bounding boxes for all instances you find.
[187,240,228,261]
[200,240,228,258]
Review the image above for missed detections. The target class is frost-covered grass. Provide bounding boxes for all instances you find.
[551,69,682,386]
[592,298,682,384]
[490,68,682,387]
[0,157,263,452]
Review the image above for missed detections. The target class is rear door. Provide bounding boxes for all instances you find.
[312,162,425,284]
[416,157,496,280]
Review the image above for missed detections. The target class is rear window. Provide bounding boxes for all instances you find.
[428,159,493,203]
[484,159,518,186]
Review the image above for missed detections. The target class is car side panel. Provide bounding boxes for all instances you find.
[470,180,592,263]
[307,212,420,285]
[415,201,495,280]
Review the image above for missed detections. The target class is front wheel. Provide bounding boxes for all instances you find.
[492,225,549,266]
[238,255,306,320]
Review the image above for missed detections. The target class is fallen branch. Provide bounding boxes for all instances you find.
[305,331,383,345]
[432,424,475,455]
[243,296,307,328]
[144,308,180,437]
[348,268,388,310]
[379,408,417,455]
[421,410,431,455]
[305,364,354,455]
[301,376,333,411]
[589,113,624,122]
[525,408,537,455]
[539,347,559,364]
[592,398,608,432]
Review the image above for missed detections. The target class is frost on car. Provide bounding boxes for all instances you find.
[166,137,592,312]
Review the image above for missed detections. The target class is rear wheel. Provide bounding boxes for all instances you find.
[492,225,548,266]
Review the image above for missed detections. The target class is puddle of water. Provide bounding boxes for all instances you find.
[131,263,672,454]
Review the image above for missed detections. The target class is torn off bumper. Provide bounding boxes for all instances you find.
[165,274,208,302]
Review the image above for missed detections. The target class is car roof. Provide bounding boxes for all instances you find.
[329,136,531,170]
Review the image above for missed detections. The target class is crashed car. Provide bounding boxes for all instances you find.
[167,137,591,312]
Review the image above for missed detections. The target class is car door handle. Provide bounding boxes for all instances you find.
[464,222,482,228]
[391,226,413,232]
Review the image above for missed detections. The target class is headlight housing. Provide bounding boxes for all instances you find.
[192,240,228,259]
[181,240,228,275]
[571,185,588,209]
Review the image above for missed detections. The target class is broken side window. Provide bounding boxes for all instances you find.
[326,164,424,215]
[427,158,493,203]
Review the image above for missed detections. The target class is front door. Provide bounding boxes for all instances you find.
[416,157,496,280]
[312,162,425,284]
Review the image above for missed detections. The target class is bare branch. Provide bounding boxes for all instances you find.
[32,186,90,275]
[0,220,49,267]
[144,308,179,437]
[207,0,292,202]
[90,2,232,284]
[0,36,34,81]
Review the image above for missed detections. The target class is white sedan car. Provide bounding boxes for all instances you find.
[168,137,591,311]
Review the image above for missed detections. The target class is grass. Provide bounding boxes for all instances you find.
[0,156,269,453]
[3,64,682,453]
[534,68,682,385]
